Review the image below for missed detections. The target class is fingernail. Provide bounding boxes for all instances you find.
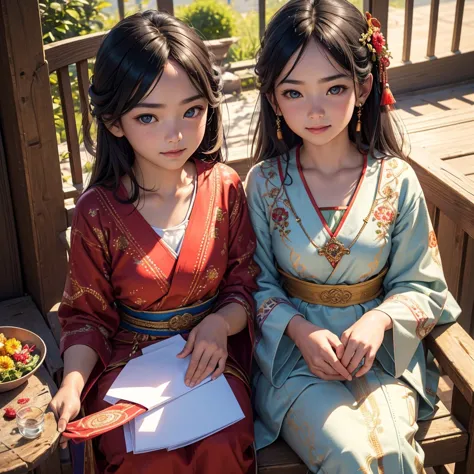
[185,379,190,386]
[190,382,195,387]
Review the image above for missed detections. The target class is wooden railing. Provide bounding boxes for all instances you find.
[41,0,474,326]
[44,0,474,220]
[363,0,468,57]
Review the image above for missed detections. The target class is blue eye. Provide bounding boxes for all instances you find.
[184,106,204,118]
[327,85,347,95]
[283,90,302,99]
[137,114,156,124]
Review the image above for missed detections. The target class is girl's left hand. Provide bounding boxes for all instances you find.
[177,313,229,387]
[340,310,392,378]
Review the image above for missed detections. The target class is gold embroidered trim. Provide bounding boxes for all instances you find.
[94,188,170,294]
[119,309,210,332]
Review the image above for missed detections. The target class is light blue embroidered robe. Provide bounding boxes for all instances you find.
[245,147,461,473]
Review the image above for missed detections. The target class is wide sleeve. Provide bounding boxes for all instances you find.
[59,194,121,376]
[245,167,303,388]
[213,178,260,320]
[377,173,461,377]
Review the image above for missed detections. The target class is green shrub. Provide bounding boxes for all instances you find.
[40,0,111,44]
[177,0,236,40]
[41,0,109,152]
[227,1,282,63]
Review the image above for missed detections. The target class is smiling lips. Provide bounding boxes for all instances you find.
[161,148,186,158]
[306,125,331,135]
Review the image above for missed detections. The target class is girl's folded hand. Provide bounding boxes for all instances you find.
[177,313,229,387]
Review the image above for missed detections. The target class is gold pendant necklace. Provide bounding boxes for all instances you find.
[283,185,375,269]
[317,237,351,268]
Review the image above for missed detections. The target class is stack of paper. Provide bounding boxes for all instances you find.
[105,336,245,453]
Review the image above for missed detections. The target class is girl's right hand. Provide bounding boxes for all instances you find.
[49,384,82,448]
[286,316,352,381]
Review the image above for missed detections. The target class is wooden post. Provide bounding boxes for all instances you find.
[0,130,22,301]
[259,0,265,43]
[0,0,67,315]
[118,0,125,20]
[402,0,414,63]
[451,0,465,53]
[157,0,174,15]
[451,386,474,474]
[371,0,389,40]
[426,0,440,58]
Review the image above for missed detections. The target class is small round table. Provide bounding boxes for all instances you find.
[0,367,60,473]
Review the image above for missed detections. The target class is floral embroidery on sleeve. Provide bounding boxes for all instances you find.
[255,297,292,343]
[428,230,442,266]
[384,294,436,339]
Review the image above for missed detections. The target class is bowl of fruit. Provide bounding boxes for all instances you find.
[0,327,47,393]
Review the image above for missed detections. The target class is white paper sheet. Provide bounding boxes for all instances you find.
[133,375,244,453]
[105,336,209,410]
[123,422,133,453]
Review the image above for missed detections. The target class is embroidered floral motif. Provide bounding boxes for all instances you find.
[113,235,129,251]
[248,261,259,277]
[382,185,394,198]
[258,159,312,278]
[428,230,437,248]
[385,294,435,339]
[133,258,142,265]
[352,377,385,474]
[428,230,442,266]
[255,298,289,344]
[93,227,111,261]
[206,266,219,282]
[215,208,226,222]
[62,279,108,311]
[212,227,220,239]
[374,205,395,224]
[370,159,406,242]
[272,207,290,238]
[98,325,110,339]
[359,158,407,280]
[89,208,98,217]
[221,239,227,256]
[61,324,95,340]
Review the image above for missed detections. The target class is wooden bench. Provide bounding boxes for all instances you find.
[36,11,474,473]
[256,323,474,472]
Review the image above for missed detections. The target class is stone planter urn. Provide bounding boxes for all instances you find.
[204,36,239,65]
[204,37,241,94]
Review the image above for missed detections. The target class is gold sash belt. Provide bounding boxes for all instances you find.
[118,306,213,333]
[279,267,387,307]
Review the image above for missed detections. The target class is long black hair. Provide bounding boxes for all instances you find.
[253,0,407,164]
[83,10,224,203]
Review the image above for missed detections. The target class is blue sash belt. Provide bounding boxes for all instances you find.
[117,293,218,336]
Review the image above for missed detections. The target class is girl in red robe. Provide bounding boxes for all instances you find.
[49,10,259,474]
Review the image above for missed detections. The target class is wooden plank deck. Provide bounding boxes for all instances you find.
[222,81,474,189]
[396,81,474,185]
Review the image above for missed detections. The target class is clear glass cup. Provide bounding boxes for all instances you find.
[16,406,45,439]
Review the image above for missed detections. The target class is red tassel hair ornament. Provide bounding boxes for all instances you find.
[360,12,396,108]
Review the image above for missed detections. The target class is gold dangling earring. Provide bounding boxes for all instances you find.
[276,115,283,140]
[356,104,363,133]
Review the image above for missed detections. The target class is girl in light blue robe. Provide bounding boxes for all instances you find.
[245,1,461,472]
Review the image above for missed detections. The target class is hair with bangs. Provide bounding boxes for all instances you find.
[252,0,407,164]
[84,10,224,203]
